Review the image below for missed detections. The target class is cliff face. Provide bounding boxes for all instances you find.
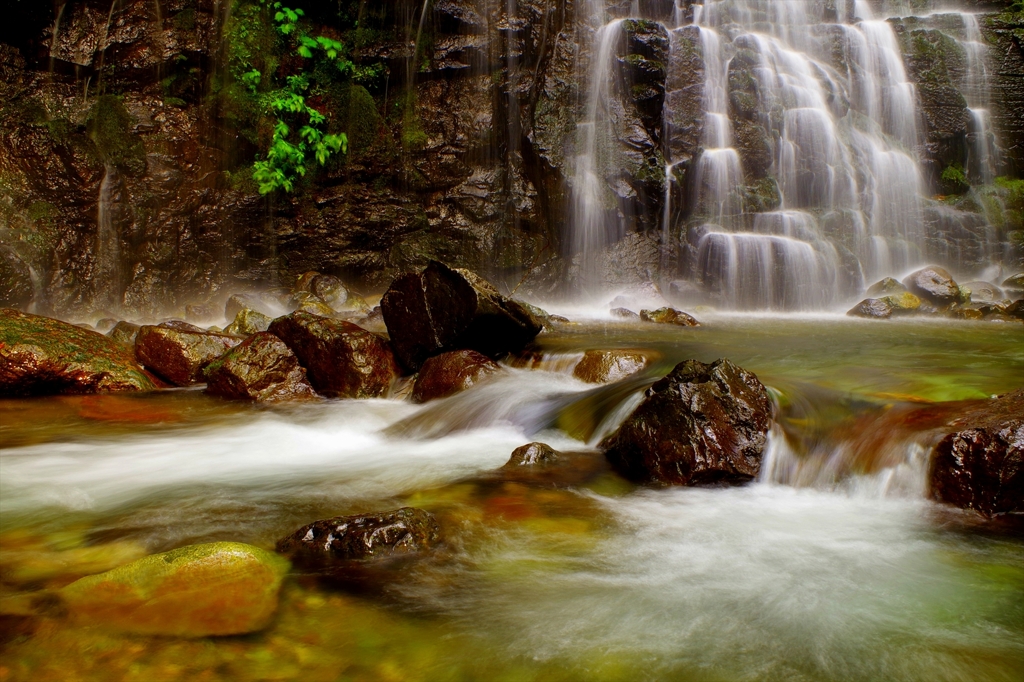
[0,0,1020,317]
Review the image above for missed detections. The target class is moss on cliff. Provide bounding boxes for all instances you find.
[84,96,146,174]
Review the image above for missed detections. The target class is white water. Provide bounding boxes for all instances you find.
[568,0,1001,311]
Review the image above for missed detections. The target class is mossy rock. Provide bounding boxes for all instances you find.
[60,542,290,637]
[0,309,155,396]
[84,96,145,174]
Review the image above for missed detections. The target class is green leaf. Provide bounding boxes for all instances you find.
[297,45,312,58]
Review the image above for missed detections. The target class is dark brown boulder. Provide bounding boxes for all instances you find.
[380,261,542,371]
[134,325,241,386]
[930,389,1023,517]
[268,312,397,398]
[276,508,441,564]
[0,309,155,396]
[640,307,700,326]
[411,349,501,402]
[106,321,141,346]
[602,358,773,485]
[205,332,317,402]
[573,350,650,384]
[902,266,962,306]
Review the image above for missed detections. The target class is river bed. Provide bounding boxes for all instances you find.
[1,315,1022,681]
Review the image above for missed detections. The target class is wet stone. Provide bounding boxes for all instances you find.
[134,325,241,386]
[610,307,641,319]
[412,349,502,402]
[310,274,348,306]
[225,293,271,320]
[205,332,317,402]
[224,308,272,337]
[902,266,961,306]
[0,309,155,396]
[1002,273,1024,294]
[277,508,441,564]
[640,307,701,326]
[268,312,398,398]
[865,277,908,297]
[59,542,290,637]
[106,320,141,346]
[930,389,1024,517]
[847,298,893,319]
[381,261,542,371]
[603,358,773,486]
[962,281,1004,303]
[573,349,650,384]
[503,442,560,467]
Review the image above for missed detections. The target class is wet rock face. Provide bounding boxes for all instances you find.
[381,262,542,372]
[902,266,962,306]
[277,508,441,564]
[204,332,317,402]
[865,277,908,297]
[134,324,240,386]
[412,349,501,403]
[0,247,34,309]
[0,309,155,396]
[503,442,560,468]
[268,312,397,398]
[573,350,650,384]
[640,307,700,326]
[961,281,1004,303]
[603,358,773,485]
[106,321,141,346]
[59,542,290,638]
[224,308,272,337]
[930,390,1024,517]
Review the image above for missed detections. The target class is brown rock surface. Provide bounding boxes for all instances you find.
[640,307,700,326]
[268,312,397,398]
[412,349,501,402]
[603,358,773,485]
[381,261,542,371]
[0,309,154,396]
[276,508,441,564]
[204,332,317,402]
[573,350,650,384]
[134,325,240,386]
[902,266,961,306]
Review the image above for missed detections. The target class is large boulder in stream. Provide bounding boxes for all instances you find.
[268,312,397,398]
[573,349,651,384]
[59,542,290,637]
[902,266,962,306]
[277,508,441,565]
[381,261,542,371]
[134,323,241,386]
[205,332,317,402]
[0,309,155,396]
[930,389,1024,517]
[411,349,501,402]
[603,359,773,485]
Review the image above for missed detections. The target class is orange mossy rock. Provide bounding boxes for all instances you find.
[59,542,290,637]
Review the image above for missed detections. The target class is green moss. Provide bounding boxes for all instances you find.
[171,8,196,32]
[84,96,145,174]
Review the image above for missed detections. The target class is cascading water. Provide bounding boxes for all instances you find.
[568,0,1003,310]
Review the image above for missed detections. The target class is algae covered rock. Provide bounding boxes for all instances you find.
[106,321,141,346]
[381,261,542,371]
[134,324,241,386]
[847,298,893,318]
[411,349,501,402]
[224,308,272,337]
[0,309,155,396]
[268,312,398,398]
[59,542,290,637]
[640,307,700,326]
[603,358,773,485]
[573,349,650,384]
[930,389,1023,517]
[277,508,441,564]
[205,332,317,402]
[865,277,908,297]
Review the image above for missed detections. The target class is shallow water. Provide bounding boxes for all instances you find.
[1,316,1022,681]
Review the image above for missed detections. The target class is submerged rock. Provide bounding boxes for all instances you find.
[205,332,317,402]
[902,266,962,306]
[411,349,501,403]
[381,261,542,371]
[224,308,272,337]
[603,359,773,485]
[106,320,141,346]
[268,312,397,398]
[573,349,650,384]
[930,389,1023,517]
[277,508,441,564]
[640,307,700,326]
[0,309,155,396]
[503,442,560,467]
[134,324,240,386]
[59,542,290,637]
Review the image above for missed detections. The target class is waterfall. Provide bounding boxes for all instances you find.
[566,0,1000,311]
[96,164,123,310]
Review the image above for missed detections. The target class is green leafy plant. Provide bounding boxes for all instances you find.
[246,1,351,194]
